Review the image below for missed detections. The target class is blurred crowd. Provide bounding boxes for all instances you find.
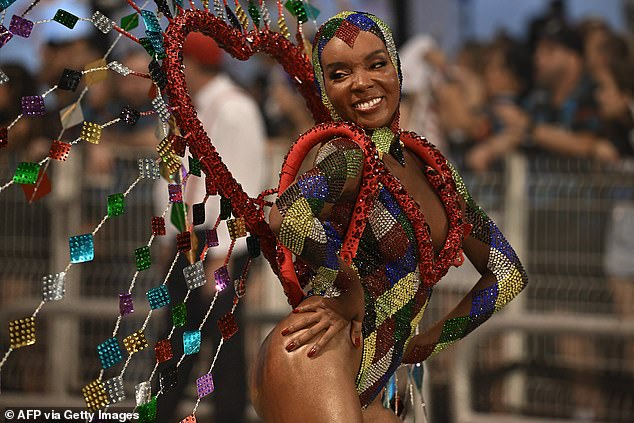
[398,1,634,172]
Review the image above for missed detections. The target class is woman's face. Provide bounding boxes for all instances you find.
[595,68,630,120]
[320,31,400,129]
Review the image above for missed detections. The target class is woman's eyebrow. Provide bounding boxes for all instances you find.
[365,49,387,60]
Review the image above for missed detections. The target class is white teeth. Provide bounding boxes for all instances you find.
[354,97,381,110]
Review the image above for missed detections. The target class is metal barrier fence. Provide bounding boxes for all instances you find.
[1,147,633,422]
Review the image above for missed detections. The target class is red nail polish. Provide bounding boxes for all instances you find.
[285,341,296,352]
[281,328,289,336]
[308,346,317,358]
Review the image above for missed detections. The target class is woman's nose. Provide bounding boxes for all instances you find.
[351,70,374,91]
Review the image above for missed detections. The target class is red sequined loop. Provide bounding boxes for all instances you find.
[164,9,329,307]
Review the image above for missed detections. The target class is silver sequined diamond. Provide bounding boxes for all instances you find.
[135,381,152,406]
[183,261,206,290]
[0,69,8,85]
[104,376,126,404]
[92,11,114,34]
[152,97,170,123]
[42,272,66,302]
[138,158,160,179]
[107,61,131,77]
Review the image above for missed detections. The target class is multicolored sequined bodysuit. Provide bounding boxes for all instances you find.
[276,130,528,407]
[275,10,528,408]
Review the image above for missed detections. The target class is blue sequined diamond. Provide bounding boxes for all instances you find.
[146,285,170,309]
[141,10,161,32]
[183,330,201,355]
[69,233,94,263]
[97,337,123,369]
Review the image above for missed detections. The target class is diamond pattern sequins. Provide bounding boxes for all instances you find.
[226,217,247,240]
[137,396,157,423]
[58,68,82,91]
[97,337,123,369]
[183,261,205,290]
[176,231,191,253]
[168,184,182,203]
[181,416,197,423]
[107,193,125,217]
[81,122,102,144]
[8,316,36,349]
[151,216,166,235]
[49,140,71,161]
[42,272,65,302]
[154,339,172,363]
[218,312,238,340]
[160,364,177,393]
[21,95,45,115]
[123,330,148,354]
[82,379,109,411]
[13,162,40,184]
[146,285,170,309]
[206,229,219,247]
[92,11,114,33]
[104,376,126,404]
[0,25,12,47]
[135,381,152,406]
[183,330,201,355]
[138,158,159,179]
[9,15,33,37]
[135,246,151,271]
[69,233,94,263]
[53,9,79,29]
[172,303,186,327]
[214,266,230,292]
[196,373,215,398]
[119,293,134,315]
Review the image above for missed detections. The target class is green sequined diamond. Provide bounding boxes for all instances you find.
[137,395,157,423]
[13,162,40,185]
[53,9,79,29]
[172,303,186,327]
[107,193,124,217]
[188,156,201,177]
[135,246,151,271]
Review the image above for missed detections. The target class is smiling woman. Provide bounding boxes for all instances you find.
[251,11,528,423]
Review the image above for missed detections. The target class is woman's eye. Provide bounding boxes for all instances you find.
[329,71,347,80]
[371,61,387,69]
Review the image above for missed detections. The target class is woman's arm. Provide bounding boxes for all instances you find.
[403,162,528,363]
[271,138,366,356]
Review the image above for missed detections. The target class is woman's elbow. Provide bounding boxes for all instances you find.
[269,205,282,236]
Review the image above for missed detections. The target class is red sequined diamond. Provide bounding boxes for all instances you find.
[217,312,238,340]
[334,20,360,47]
[151,216,166,236]
[49,140,71,161]
[176,231,191,253]
[154,339,173,363]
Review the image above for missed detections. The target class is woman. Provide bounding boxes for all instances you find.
[251,12,528,422]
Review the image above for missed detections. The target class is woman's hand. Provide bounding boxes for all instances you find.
[281,296,363,358]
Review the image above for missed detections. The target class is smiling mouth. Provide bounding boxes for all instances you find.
[353,97,383,111]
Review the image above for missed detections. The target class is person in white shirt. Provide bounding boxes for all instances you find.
[155,31,267,423]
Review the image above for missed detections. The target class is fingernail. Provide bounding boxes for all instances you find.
[281,328,289,336]
[285,341,296,352]
[354,336,361,348]
[292,308,300,313]
[308,346,317,358]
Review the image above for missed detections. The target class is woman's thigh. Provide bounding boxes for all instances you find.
[251,311,364,423]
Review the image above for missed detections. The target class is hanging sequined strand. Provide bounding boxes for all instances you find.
[234,0,249,31]
[214,0,225,20]
[276,0,290,39]
[260,0,271,29]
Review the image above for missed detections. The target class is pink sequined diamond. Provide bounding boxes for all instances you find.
[9,15,33,38]
[214,266,230,292]
[196,373,215,398]
[168,184,182,203]
[119,293,134,315]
